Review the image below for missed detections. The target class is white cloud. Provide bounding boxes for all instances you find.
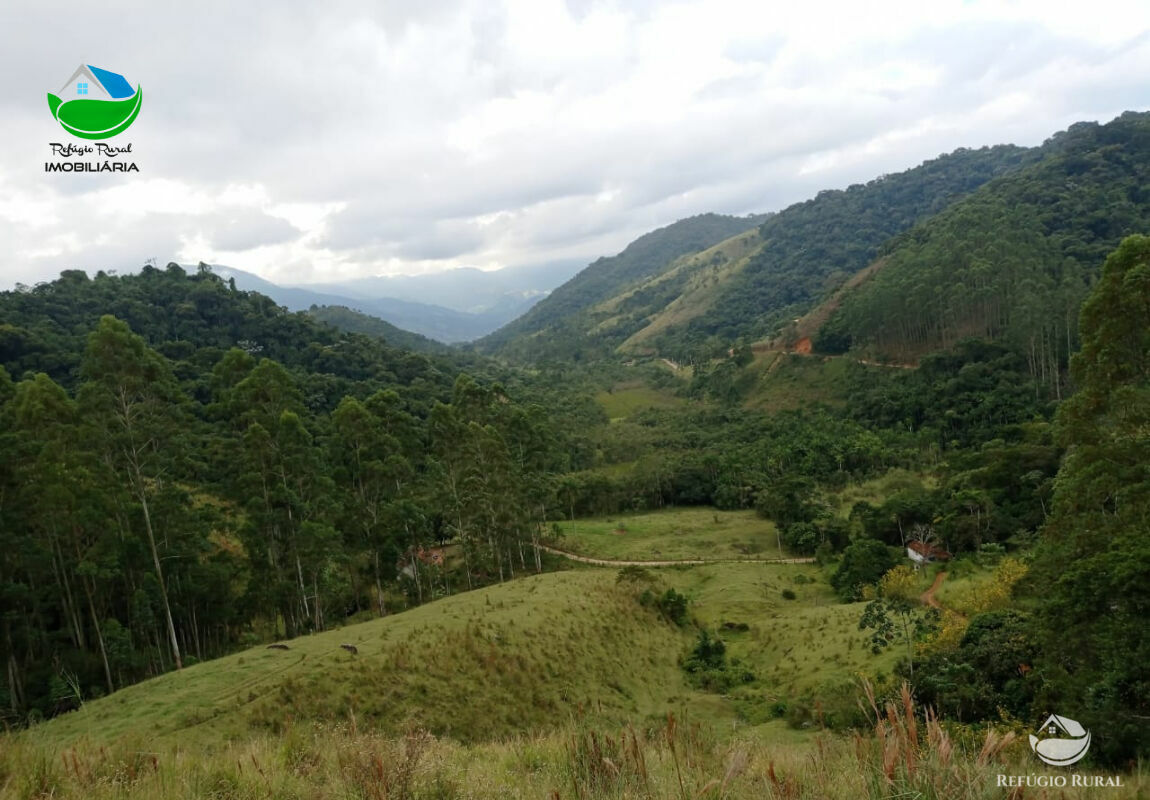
[0,0,1148,288]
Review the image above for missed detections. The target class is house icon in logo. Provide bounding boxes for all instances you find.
[1029,714,1091,766]
[58,65,136,102]
[47,64,142,140]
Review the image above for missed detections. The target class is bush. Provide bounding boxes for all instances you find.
[656,589,689,625]
[781,588,797,600]
[831,539,897,601]
[640,587,689,626]
[616,565,653,584]
[681,629,754,692]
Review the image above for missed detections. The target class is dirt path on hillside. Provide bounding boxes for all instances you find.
[856,358,916,370]
[539,544,814,567]
[921,571,947,608]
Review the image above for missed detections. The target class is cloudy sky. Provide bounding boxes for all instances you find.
[2,0,1149,289]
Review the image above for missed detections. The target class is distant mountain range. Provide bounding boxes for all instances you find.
[205,259,584,343]
[477,111,1150,373]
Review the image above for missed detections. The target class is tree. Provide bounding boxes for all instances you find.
[331,395,408,615]
[859,565,936,677]
[1031,235,1150,765]
[79,316,186,670]
[832,539,897,601]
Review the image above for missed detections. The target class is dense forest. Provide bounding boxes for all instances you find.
[480,144,1036,365]
[3,119,1150,769]
[483,113,1150,381]
[0,265,586,720]
[662,142,1038,349]
[819,111,1150,391]
[0,264,1061,733]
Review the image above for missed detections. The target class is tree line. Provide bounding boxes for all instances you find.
[0,266,573,724]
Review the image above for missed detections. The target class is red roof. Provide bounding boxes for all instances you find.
[908,541,951,560]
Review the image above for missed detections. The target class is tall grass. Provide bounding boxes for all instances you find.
[3,685,1143,799]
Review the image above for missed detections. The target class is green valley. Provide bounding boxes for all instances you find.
[4,111,1150,800]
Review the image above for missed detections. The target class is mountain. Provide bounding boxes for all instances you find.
[0,263,463,396]
[207,265,540,343]
[477,213,770,360]
[306,304,447,353]
[479,146,1036,363]
[297,259,584,314]
[817,112,1150,381]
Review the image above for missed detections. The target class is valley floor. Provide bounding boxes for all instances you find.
[2,506,1143,799]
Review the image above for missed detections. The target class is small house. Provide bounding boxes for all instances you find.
[57,64,136,101]
[907,540,951,565]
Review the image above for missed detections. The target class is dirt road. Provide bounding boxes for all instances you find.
[538,544,814,567]
[921,570,947,608]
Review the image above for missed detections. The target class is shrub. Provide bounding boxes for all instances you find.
[781,589,797,600]
[682,630,754,692]
[639,587,689,626]
[655,588,688,626]
[831,539,897,601]
[616,565,653,584]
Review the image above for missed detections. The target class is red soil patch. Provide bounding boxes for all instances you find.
[794,337,812,354]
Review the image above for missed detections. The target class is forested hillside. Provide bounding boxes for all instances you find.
[819,111,1150,393]
[306,304,446,353]
[482,145,1034,364]
[477,213,767,361]
[0,265,586,721]
[5,119,1150,774]
[659,142,1037,352]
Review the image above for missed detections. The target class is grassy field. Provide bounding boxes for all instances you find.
[595,381,684,421]
[7,683,1143,799]
[745,353,850,413]
[29,570,699,749]
[7,508,1138,798]
[18,559,870,751]
[659,563,897,696]
[6,551,1145,797]
[553,507,783,561]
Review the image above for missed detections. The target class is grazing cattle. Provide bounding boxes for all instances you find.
[340,643,359,655]
[266,643,290,650]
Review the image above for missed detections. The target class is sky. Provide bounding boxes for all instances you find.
[1,0,1149,289]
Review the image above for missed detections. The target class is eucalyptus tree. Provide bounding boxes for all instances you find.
[79,315,186,670]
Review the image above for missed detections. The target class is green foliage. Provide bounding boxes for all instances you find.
[678,144,1034,346]
[831,540,897,601]
[1030,234,1150,765]
[846,339,1055,450]
[615,565,654,584]
[0,268,578,724]
[858,567,938,676]
[916,609,1037,721]
[681,629,753,692]
[641,588,689,626]
[828,112,1150,385]
[481,213,766,362]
